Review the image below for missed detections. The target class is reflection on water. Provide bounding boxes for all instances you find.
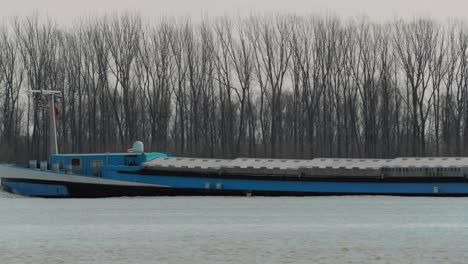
[1,190,467,264]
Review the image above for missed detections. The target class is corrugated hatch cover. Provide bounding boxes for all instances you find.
[143,157,468,177]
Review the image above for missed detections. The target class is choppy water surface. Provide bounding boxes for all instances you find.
[1,190,468,264]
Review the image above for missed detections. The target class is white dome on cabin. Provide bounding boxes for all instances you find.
[133,141,144,153]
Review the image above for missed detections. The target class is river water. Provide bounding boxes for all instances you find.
[1,189,467,264]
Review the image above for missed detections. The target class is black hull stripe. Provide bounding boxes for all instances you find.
[132,169,468,183]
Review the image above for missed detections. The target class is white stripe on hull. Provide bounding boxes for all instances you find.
[0,164,167,188]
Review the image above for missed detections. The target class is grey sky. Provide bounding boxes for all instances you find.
[1,0,467,23]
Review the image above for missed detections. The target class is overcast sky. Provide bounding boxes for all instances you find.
[1,0,467,24]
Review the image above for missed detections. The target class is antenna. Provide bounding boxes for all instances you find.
[28,90,62,156]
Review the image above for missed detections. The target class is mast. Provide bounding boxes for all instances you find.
[50,95,58,155]
[28,90,62,155]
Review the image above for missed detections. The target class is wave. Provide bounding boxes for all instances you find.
[0,187,24,198]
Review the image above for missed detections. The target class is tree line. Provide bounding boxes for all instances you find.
[1,14,468,162]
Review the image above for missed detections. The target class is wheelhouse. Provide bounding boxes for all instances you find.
[49,152,168,177]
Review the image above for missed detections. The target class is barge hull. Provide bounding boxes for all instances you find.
[4,177,468,197]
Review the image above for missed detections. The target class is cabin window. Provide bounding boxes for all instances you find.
[90,160,103,177]
[71,158,82,174]
[58,160,64,170]
[125,156,138,166]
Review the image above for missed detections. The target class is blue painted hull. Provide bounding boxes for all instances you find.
[3,166,468,197]
[2,180,69,197]
[103,171,468,196]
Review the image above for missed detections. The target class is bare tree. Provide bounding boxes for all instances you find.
[3,14,468,162]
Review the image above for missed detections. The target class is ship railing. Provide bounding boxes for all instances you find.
[382,166,465,178]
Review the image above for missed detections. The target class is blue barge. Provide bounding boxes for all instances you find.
[2,141,468,197]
